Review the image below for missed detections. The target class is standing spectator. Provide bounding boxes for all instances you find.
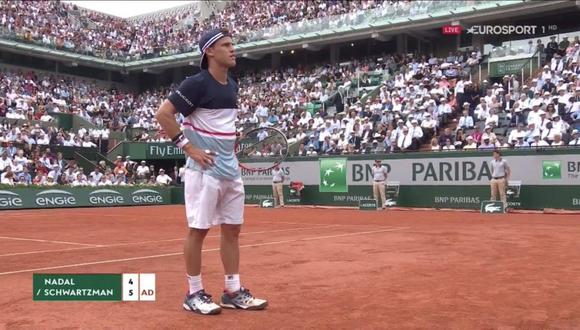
[271,165,285,208]
[489,150,511,210]
[371,159,388,209]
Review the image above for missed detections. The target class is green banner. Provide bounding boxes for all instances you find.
[319,158,348,193]
[33,274,122,301]
[244,184,580,210]
[489,58,531,77]
[0,187,171,210]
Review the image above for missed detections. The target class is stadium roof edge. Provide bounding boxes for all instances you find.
[0,0,572,73]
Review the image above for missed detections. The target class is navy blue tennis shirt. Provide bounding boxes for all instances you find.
[168,70,240,180]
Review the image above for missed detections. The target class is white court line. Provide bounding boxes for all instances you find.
[0,224,343,258]
[0,227,408,276]
[256,220,389,228]
[0,236,102,247]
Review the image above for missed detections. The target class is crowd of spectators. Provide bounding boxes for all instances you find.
[0,0,446,61]
[2,34,579,157]
[0,144,180,186]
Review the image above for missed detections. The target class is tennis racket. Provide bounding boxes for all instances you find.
[235,127,288,172]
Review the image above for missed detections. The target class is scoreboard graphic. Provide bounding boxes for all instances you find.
[33,274,156,301]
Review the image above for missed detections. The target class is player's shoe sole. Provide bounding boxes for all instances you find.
[183,302,222,315]
[220,301,268,310]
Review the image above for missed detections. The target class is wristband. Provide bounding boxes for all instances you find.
[172,132,189,149]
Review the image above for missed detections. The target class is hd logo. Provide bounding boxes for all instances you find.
[480,201,505,214]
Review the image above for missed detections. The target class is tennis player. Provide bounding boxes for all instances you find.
[156,28,267,315]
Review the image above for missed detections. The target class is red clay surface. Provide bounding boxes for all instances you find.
[1,205,580,329]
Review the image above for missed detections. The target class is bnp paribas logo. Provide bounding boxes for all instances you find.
[319,158,347,193]
[542,161,562,179]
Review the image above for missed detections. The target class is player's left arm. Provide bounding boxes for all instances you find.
[505,162,511,181]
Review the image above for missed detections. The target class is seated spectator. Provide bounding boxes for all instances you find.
[463,136,478,150]
[97,175,112,186]
[136,160,150,183]
[569,129,580,145]
[430,137,440,151]
[0,165,15,185]
[478,137,495,150]
[551,133,564,146]
[457,109,474,131]
[441,138,456,151]
[514,135,530,148]
[438,128,454,146]
[155,168,172,185]
[454,130,467,150]
[530,133,550,148]
[396,127,412,152]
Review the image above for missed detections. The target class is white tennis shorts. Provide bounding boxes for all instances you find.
[184,168,245,229]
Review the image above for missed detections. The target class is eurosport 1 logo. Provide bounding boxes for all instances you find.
[35,189,76,207]
[131,189,164,204]
[442,25,557,36]
[88,189,125,205]
[0,190,23,208]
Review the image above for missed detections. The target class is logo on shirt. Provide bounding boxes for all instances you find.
[542,161,561,179]
[131,189,164,204]
[88,189,125,205]
[319,158,348,193]
[0,190,23,208]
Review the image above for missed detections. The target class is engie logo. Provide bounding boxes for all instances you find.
[542,161,562,179]
[0,190,23,207]
[89,189,125,205]
[35,190,76,207]
[131,189,163,204]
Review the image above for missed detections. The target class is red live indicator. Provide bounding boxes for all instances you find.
[442,25,462,35]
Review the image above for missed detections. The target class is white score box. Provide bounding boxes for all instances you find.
[122,273,139,301]
[139,273,156,301]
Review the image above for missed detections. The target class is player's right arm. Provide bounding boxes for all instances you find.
[156,100,214,169]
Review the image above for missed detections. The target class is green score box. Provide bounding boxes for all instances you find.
[33,273,155,301]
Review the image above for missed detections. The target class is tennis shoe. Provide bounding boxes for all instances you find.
[220,286,268,310]
[183,289,222,315]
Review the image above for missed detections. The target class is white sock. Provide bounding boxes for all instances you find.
[225,274,241,293]
[187,274,203,294]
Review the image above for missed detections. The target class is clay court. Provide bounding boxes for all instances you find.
[1,205,580,329]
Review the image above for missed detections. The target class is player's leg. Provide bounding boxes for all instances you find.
[220,223,240,281]
[498,178,508,208]
[373,182,379,207]
[276,183,284,207]
[490,179,498,201]
[182,169,221,315]
[272,183,279,207]
[217,177,268,310]
[379,182,387,209]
